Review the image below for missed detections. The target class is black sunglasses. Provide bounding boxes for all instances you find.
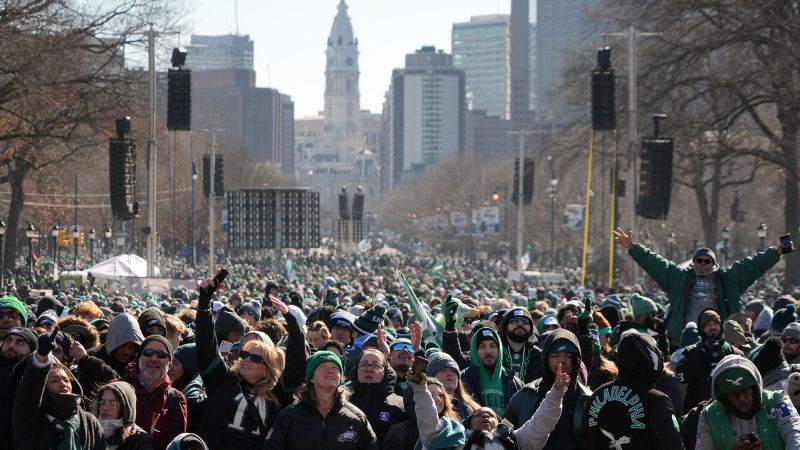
[239,350,268,366]
[695,258,713,265]
[782,337,800,345]
[141,348,170,359]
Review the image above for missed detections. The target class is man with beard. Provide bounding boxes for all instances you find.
[610,294,668,349]
[0,327,36,450]
[614,227,791,349]
[126,334,187,450]
[696,354,800,449]
[499,307,543,384]
[782,322,800,364]
[388,338,414,395]
[676,309,742,414]
[461,327,522,416]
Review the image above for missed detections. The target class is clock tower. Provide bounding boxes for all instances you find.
[324,0,361,164]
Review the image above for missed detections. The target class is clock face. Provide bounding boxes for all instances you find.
[346,57,353,66]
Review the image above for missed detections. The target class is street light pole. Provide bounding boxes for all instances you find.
[104,226,113,259]
[88,228,96,266]
[26,223,36,279]
[509,130,532,271]
[72,226,79,271]
[547,179,558,270]
[146,24,158,278]
[0,220,5,288]
[757,223,767,252]
[50,225,59,266]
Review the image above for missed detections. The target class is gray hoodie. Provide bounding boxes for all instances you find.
[753,306,774,333]
[105,313,145,354]
[696,355,800,450]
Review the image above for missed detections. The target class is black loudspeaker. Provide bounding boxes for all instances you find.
[591,48,615,131]
[637,115,673,219]
[352,191,365,221]
[167,69,191,131]
[338,189,350,220]
[214,155,224,197]
[109,139,136,220]
[512,157,535,205]
[202,155,211,198]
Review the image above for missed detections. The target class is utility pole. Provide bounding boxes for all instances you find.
[146,24,158,278]
[209,129,216,271]
[190,131,196,267]
[509,130,532,271]
[604,25,659,283]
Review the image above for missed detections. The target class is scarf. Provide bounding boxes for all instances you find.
[47,414,82,450]
[100,418,124,438]
[471,328,505,416]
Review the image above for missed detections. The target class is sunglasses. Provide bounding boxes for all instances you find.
[694,258,714,265]
[390,343,414,353]
[141,348,170,359]
[239,350,268,366]
[0,311,20,320]
[782,337,800,345]
[508,317,530,326]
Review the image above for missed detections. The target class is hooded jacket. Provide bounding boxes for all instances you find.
[498,307,543,384]
[675,308,742,414]
[504,329,591,450]
[171,344,206,433]
[627,244,779,347]
[348,364,405,442]
[88,313,145,375]
[125,363,187,450]
[696,355,800,450]
[460,327,522,416]
[263,389,377,450]
[13,356,105,450]
[95,381,154,450]
[584,332,684,450]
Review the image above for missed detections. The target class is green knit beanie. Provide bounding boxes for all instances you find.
[0,296,27,323]
[631,293,657,318]
[305,351,343,382]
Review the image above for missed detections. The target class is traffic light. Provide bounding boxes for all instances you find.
[109,136,136,220]
[591,48,616,131]
[58,230,67,247]
[637,115,673,220]
[78,232,85,247]
[167,68,191,131]
[214,155,224,197]
[202,154,211,198]
[512,157,535,205]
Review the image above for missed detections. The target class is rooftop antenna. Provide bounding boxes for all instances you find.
[233,0,239,35]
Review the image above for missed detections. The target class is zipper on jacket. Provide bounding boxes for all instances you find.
[321,417,326,445]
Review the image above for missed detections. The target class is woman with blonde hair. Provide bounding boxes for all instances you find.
[409,375,466,450]
[195,278,286,450]
[307,320,331,349]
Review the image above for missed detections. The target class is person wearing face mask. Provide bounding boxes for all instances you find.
[12,327,105,450]
[614,227,792,350]
[94,381,153,450]
[195,277,287,450]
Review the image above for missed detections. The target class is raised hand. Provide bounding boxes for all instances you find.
[37,326,60,357]
[577,298,593,333]
[376,324,390,356]
[409,322,422,352]
[443,295,457,331]
[268,294,289,315]
[69,340,87,362]
[554,362,570,391]
[613,227,634,249]
[198,277,215,310]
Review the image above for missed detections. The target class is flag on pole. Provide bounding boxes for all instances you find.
[395,268,442,348]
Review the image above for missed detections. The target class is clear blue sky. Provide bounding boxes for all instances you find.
[186,0,511,117]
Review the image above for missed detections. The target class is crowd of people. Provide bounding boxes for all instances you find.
[1,229,800,449]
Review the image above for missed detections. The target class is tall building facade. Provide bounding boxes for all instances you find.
[535,0,598,124]
[510,0,531,130]
[297,1,380,216]
[186,34,254,71]
[385,47,466,190]
[452,15,510,120]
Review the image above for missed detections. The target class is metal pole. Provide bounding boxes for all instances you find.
[515,132,525,271]
[28,238,33,279]
[73,234,77,271]
[89,238,94,266]
[0,235,4,288]
[190,130,196,267]
[146,24,158,277]
[74,175,78,233]
[550,194,555,269]
[209,129,216,271]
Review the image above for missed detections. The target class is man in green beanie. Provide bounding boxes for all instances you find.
[696,354,800,449]
[0,296,27,339]
[615,227,792,349]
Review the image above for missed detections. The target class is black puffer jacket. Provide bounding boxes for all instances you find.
[348,365,405,442]
[264,390,376,450]
[382,387,418,450]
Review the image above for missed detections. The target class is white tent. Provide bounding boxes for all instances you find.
[86,254,159,279]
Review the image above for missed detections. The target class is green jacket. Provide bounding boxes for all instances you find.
[628,244,780,347]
